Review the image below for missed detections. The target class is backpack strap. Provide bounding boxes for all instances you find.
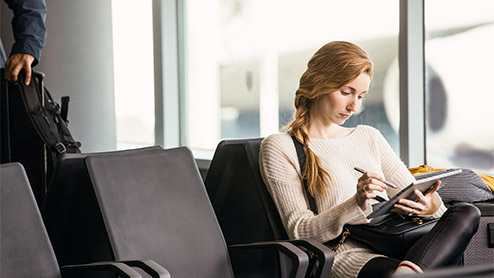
[291,135,318,215]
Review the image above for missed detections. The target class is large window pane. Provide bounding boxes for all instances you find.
[425,0,494,174]
[185,0,400,155]
[112,0,155,149]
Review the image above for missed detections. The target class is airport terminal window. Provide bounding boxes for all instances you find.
[112,0,155,149]
[184,0,400,155]
[424,0,494,174]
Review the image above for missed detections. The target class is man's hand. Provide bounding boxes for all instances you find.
[4,53,35,86]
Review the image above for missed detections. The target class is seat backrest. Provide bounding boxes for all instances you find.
[244,140,289,240]
[205,139,296,277]
[42,152,113,267]
[85,147,234,278]
[0,163,61,278]
[204,138,278,244]
[41,146,163,267]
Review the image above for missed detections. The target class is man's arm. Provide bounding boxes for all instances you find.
[4,0,47,85]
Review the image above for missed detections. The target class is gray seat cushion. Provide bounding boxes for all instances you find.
[415,169,494,203]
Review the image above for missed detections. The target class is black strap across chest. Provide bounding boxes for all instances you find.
[291,135,319,215]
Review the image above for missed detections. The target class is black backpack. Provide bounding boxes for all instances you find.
[16,70,81,155]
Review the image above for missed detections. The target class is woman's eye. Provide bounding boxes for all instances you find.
[358,95,365,100]
[341,91,350,96]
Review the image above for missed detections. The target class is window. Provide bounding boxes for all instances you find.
[184,0,400,156]
[425,0,494,174]
[112,0,155,149]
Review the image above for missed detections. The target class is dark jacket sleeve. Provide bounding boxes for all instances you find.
[5,0,47,66]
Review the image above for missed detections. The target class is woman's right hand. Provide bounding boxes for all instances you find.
[355,172,388,211]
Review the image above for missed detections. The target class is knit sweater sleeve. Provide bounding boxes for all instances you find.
[366,126,415,190]
[369,127,446,217]
[259,133,368,243]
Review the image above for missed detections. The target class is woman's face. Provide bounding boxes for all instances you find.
[314,72,371,126]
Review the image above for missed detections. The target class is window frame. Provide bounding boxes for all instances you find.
[399,0,426,167]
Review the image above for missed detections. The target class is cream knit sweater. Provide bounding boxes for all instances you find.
[259,125,446,278]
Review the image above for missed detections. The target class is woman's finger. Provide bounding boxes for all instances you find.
[359,176,385,192]
[424,180,441,197]
[414,189,427,203]
[364,172,388,189]
[391,205,413,215]
[369,178,386,190]
[364,191,377,200]
[394,202,412,211]
[397,198,417,208]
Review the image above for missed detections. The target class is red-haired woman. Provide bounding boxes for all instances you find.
[260,41,480,278]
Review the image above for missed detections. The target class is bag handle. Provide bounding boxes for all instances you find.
[291,135,318,215]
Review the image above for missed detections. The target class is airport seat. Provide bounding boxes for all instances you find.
[204,138,271,245]
[0,162,168,278]
[243,139,289,240]
[41,146,164,269]
[205,139,333,278]
[44,146,308,278]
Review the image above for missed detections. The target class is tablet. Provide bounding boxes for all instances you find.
[367,168,463,219]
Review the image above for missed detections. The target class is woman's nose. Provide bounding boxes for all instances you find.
[347,98,360,112]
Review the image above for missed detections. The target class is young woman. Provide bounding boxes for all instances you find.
[259,41,480,278]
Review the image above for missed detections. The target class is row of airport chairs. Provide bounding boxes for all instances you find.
[1,140,492,278]
[1,145,322,278]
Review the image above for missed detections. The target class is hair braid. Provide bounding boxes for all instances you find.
[287,94,331,197]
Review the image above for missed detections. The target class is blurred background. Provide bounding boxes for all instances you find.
[2,0,493,174]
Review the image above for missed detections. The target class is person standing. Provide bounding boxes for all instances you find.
[1,0,47,206]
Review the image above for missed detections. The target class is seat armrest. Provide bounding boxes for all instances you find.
[229,241,309,278]
[288,239,334,278]
[121,259,171,278]
[61,261,142,278]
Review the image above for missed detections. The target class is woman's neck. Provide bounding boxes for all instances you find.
[308,122,354,139]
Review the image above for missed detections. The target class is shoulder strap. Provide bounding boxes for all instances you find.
[291,135,318,215]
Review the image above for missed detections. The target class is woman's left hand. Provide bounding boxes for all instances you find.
[391,180,441,217]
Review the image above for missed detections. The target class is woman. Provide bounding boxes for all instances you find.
[259,41,480,278]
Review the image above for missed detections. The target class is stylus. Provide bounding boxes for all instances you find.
[354,167,398,189]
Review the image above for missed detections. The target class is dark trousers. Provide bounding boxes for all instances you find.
[358,203,481,278]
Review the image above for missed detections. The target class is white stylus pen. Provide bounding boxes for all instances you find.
[354,167,398,189]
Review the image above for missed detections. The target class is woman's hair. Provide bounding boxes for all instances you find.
[286,41,373,197]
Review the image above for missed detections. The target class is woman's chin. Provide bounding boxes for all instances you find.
[337,119,348,125]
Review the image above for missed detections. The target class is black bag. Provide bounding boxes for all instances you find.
[1,69,80,205]
[291,135,438,259]
[16,70,81,155]
[345,214,438,259]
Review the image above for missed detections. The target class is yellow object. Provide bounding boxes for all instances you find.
[408,165,494,192]
[481,174,494,192]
